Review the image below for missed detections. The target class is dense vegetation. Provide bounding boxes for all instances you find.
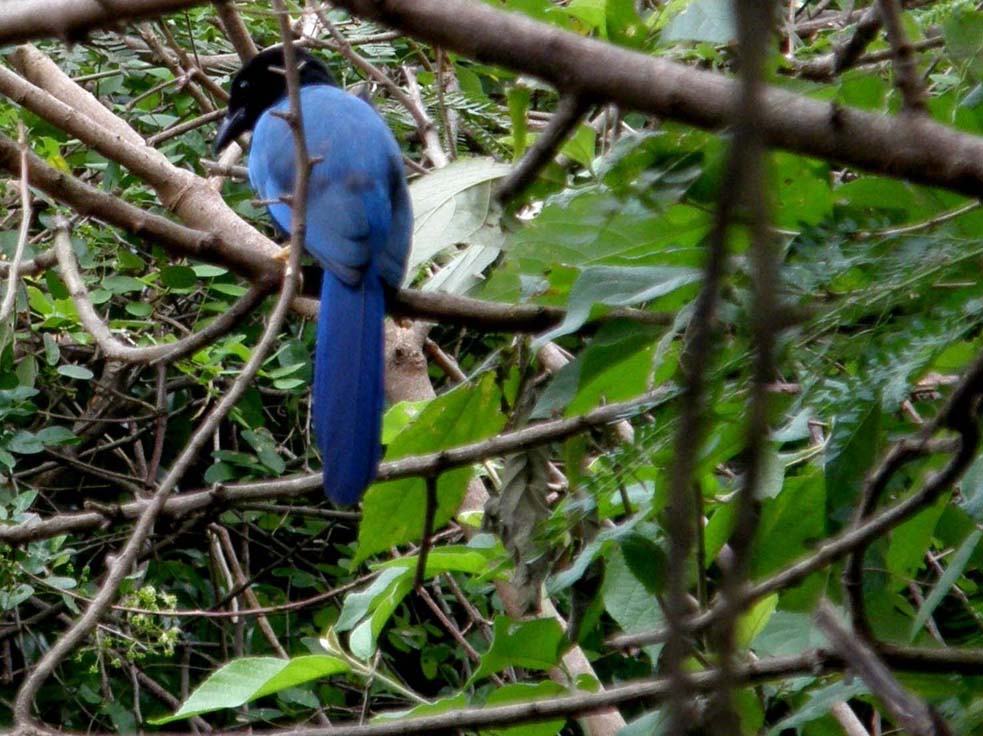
[3,0,983,734]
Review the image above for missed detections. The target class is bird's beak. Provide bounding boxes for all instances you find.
[214,108,248,154]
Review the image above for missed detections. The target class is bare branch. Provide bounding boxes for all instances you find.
[54,228,270,365]
[328,0,983,199]
[0,387,672,546]
[0,0,202,45]
[212,0,258,62]
[876,0,927,110]
[816,603,952,736]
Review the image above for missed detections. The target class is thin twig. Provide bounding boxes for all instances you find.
[12,208,301,724]
[0,386,674,545]
[495,94,590,204]
[311,11,447,168]
[415,475,439,589]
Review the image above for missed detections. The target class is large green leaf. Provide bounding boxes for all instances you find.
[356,372,506,564]
[533,265,700,346]
[406,157,511,282]
[662,0,735,43]
[470,617,567,683]
[151,655,349,724]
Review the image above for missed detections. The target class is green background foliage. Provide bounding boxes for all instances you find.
[3,0,983,733]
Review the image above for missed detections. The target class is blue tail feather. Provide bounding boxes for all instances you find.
[314,268,386,506]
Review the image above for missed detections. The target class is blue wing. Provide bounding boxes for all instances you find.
[248,86,410,287]
[248,85,411,504]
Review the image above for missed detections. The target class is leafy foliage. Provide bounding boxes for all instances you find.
[3,0,983,733]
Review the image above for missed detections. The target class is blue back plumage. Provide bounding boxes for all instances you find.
[247,84,411,504]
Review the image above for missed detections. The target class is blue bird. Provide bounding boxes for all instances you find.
[215,48,411,505]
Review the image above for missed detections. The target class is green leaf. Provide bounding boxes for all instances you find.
[356,372,506,564]
[101,274,146,294]
[910,529,982,642]
[46,575,77,590]
[407,157,511,280]
[192,264,228,277]
[242,429,286,475]
[34,426,78,447]
[125,301,153,318]
[662,0,735,44]
[470,617,567,683]
[605,0,646,48]
[150,655,349,724]
[161,265,198,289]
[42,333,60,366]
[602,546,664,660]
[735,594,778,649]
[886,495,947,586]
[533,265,699,346]
[620,532,667,595]
[211,283,248,297]
[558,124,596,170]
[331,546,504,658]
[508,85,531,162]
[944,10,983,79]
[374,544,504,577]
[823,393,880,516]
[347,573,414,660]
[57,364,95,380]
[27,286,53,316]
[8,431,44,455]
[752,471,825,578]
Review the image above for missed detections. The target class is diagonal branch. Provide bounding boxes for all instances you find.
[495,93,591,204]
[816,603,951,736]
[53,228,271,365]
[0,387,673,546]
[610,340,983,651]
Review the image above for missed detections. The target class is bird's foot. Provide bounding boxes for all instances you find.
[273,245,291,264]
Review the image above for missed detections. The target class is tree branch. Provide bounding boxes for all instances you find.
[54,228,270,365]
[0,387,673,546]
[0,0,202,45]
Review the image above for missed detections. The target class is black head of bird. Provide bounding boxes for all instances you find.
[214,47,338,154]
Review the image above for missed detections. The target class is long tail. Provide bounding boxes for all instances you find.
[313,268,385,505]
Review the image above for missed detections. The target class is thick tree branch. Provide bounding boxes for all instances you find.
[327,0,983,199]
[1,1,981,198]
[0,0,202,45]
